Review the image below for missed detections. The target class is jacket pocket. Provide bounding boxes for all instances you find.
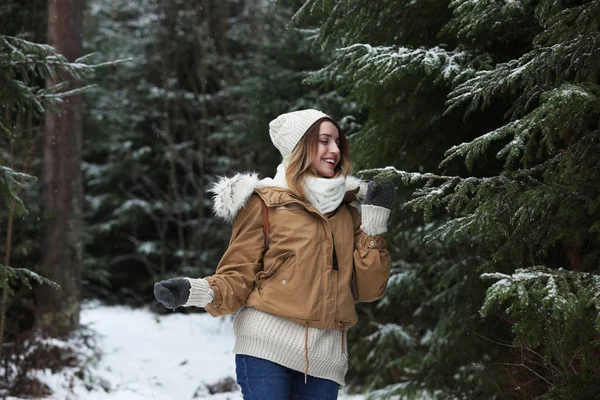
[254,251,295,289]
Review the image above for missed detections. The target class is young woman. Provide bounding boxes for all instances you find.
[154,109,394,399]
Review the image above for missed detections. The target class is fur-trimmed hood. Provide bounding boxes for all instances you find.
[209,172,368,222]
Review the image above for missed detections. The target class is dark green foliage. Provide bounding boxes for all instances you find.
[81,0,336,303]
[83,0,236,302]
[0,33,98,282]
[292,0,453,48]
[0,2,102,394]
[0,0,46,39]
[231,0,358,175]
[0,164,35,218]
[481,267,600,399]
[293,0,600,398]
[0,265,60,294]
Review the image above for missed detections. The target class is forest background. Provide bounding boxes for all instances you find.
[1,0,599,399]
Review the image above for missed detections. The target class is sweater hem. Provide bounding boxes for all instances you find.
[232,307,348,386]
[233,341,347,387]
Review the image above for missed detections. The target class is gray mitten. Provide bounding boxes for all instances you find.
[154,278,191,309]
[360,181,395,236]
[363,181,396,209]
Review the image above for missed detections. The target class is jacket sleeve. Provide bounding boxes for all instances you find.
[204,194,265,316]
[349,205,392,302]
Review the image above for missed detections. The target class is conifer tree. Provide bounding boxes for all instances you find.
[0,29,98,382]
[231,0,358,174]
[0,36,95,280]
[83,0,236,300]
[293,0,600,398]
[82,0,327,301]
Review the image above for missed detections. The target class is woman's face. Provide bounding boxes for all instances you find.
[310,121,341,178]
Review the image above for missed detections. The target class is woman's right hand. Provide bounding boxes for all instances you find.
[153,278,191,309]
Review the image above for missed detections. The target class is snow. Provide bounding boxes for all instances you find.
[419,330,433,346]
[132,146,152,160]
[137,241,159,255]
[8,303,365,400]
[366,323,414,348]
[556,84,594,99]
[112,199,151,216]
[482,270,553,282]
[332,44,468,85]
[507,58,534,79]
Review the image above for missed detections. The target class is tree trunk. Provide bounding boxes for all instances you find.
[35,0,83,338]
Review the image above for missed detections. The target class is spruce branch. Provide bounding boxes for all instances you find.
[0,264,60,295]
[481,266,600,334]
[443,82,600,170]
[307,44,474,92]
[0,165,37,217]
[446,34,600,117]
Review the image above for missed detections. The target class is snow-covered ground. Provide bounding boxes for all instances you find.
[9,302,365,399]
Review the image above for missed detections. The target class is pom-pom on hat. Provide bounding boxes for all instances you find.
[269,109,329,158]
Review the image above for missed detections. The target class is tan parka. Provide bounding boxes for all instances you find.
[203,183,391,331]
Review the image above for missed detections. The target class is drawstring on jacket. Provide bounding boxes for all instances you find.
[304,322,309,384]
[338,322,346,354]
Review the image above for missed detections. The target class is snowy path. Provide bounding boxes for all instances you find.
[14,303,365,399]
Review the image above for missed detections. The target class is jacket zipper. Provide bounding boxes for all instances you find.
[332,234,338,271]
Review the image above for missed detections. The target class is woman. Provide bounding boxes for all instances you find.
[154,109,394,399]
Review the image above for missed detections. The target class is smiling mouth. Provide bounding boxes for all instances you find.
[323,159,336,167]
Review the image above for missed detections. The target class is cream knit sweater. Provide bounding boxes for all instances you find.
[233,307,348,386]
[184,278,348,385]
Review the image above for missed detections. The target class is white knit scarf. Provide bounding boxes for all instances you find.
[258,163,346,215]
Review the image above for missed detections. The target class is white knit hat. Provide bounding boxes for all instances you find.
[269,109,329,158]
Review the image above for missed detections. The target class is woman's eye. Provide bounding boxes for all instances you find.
[320,141,328,144]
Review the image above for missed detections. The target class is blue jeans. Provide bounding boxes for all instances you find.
[235,354,339,399]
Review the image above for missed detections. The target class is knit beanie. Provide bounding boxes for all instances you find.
[269,109,329,158]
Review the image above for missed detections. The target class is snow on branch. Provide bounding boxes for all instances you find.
[442,82,599,171]
[359,166,455,184]
[481,266,600,333]
[446,35,598,117]
[1,36,125,82]
[366,322,416,351]
[358,165,542,225]
[0,165,37,217]
[307,44,473,90]
[441,120,521,171]
[0,265,60,294]
[112,198,152,216]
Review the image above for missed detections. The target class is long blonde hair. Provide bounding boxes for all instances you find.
[285,117,351,200]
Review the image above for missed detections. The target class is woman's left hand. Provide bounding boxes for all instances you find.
[360,180,395,237]
[363,181,395,210]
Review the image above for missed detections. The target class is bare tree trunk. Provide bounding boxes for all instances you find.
[35,0,83,338]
